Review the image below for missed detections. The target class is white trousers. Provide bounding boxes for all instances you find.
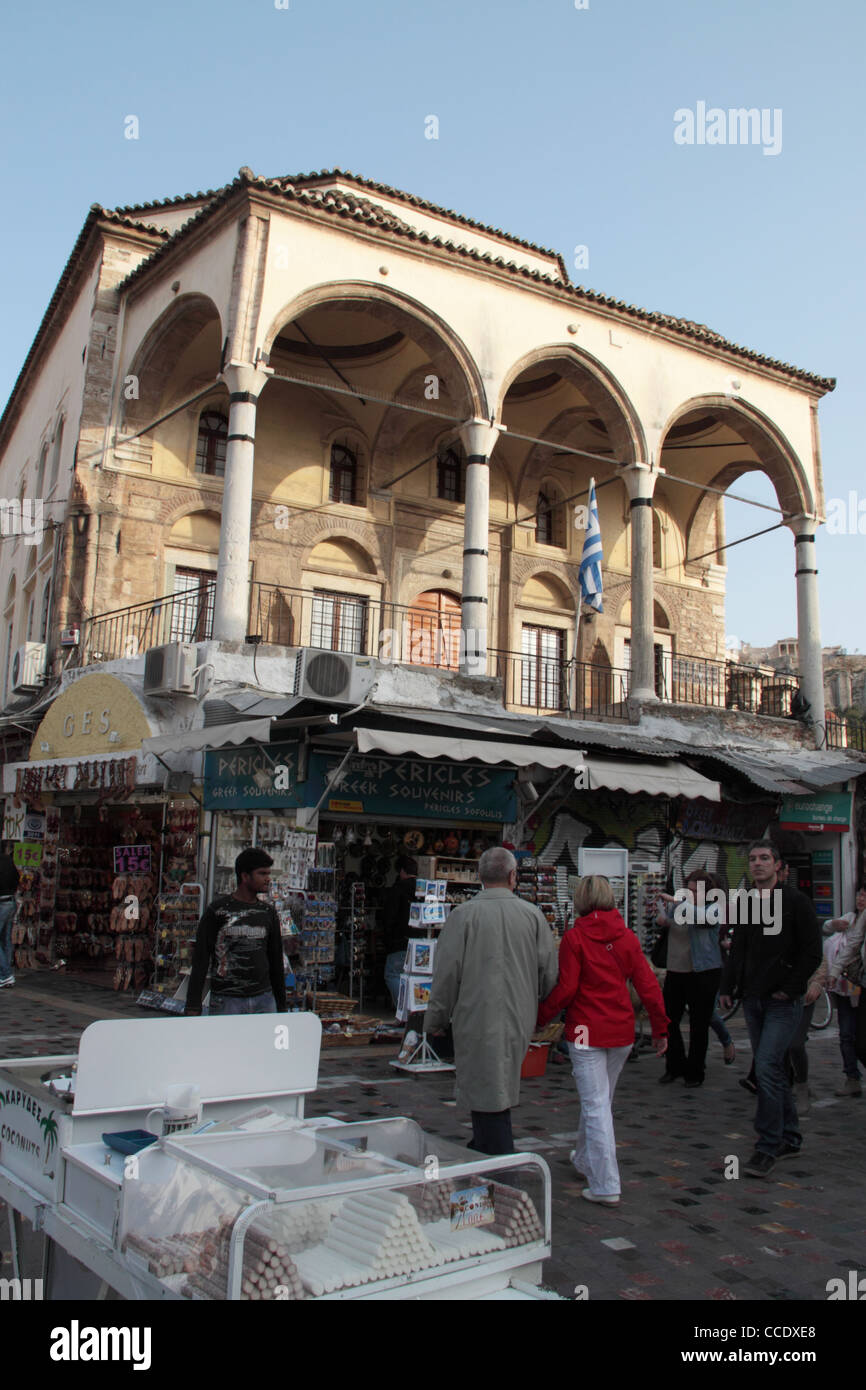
[567,1041,632,1197]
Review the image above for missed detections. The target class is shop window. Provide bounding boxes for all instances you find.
[436,449,464,503]
[170,567,215,643]
[329,444,360,506]
[310,590,367,654]
[407,590,461,668]
[520,625,565,708]
[195,410,228,477]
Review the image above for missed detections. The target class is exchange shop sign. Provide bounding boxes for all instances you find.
[316,751,517,822]
[204,741,305,810]
[779,791,853,834]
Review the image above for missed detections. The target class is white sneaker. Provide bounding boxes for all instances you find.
[0,975,14,988]
[581,1187,620,1205]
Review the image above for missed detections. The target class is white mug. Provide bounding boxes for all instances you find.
[147,1083,201,1138]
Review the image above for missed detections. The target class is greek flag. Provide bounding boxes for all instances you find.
[579,478,603,613]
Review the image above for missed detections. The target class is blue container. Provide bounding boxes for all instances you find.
[102,1130,158,1156]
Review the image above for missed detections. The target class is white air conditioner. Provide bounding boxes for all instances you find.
[143,642,197,696]
[11,643,47,693]
[293,648,376,704]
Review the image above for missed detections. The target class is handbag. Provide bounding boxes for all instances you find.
[650,926,668,969]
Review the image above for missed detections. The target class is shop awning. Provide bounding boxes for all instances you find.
[355,727,586,771]
[583,756,720,801]
[142,718,274,757]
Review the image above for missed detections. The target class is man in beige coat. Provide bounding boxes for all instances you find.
[425,846,559,1154]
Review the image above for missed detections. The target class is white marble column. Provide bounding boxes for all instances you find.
[457,420,501,678]
[212,362,271,642]
[624,463,660,702]
[789,514,825,737]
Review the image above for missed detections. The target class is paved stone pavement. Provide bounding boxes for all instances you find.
[1,971,865,1303]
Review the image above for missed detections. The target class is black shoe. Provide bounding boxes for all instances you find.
[738,1077,758,1095]
[684,1079,704,1088]
[658,1072,681,1084]
[775,1143,801,1160]
[743,1150,776,1178]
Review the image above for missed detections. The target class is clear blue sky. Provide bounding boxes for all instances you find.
[1,0,862,651]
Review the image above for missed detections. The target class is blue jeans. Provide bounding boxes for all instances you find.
[709,994,732,1048]
[743,996,803,1156]
[0,899,15,979]
[384,950,405,1009]
[207,991,277,1016]
[835,995,861,1077]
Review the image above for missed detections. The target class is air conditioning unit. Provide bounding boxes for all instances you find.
[293,649,376,704]
[143,642,197,696]
[11,643,47,693]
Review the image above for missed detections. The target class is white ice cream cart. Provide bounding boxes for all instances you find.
[0,1016,561,1300]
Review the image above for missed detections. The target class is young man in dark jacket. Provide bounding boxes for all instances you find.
[719,840,821,1177]
[185,848,287,1016]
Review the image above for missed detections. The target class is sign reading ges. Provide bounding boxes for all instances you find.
[113,845,152,875]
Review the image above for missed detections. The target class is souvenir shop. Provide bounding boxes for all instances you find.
[1,672,202,992]
[202,731,576,1018]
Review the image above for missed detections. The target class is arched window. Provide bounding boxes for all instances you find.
[407,590,462,669]
[39,583,51,643]
[49,417,64,490]
[195,410,228,477]
[437,448,464,503]
[329,443,359,505]
[35,444,49,497]
[652,510,662,568]
[535,486,565,546]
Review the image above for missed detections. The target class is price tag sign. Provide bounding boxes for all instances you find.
[450,1184,495,1231]
[113,844,152,875]
[13,841,43,869]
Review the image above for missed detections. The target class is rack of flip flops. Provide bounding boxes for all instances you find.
[108,874,156,991]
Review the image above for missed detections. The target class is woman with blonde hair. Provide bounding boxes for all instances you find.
[537,874,669,1205]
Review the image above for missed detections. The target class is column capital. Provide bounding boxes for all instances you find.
[787,513,819,539]
[622,462,664,502]
[220,360,272,399]
[458,418,504,460]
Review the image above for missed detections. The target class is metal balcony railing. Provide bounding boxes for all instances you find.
[76,583,834,730]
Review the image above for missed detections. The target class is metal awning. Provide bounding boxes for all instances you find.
[584,756,720,801]
[355,727,586,771]
[142,718,274,756]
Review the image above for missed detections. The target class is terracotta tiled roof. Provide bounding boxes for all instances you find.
[116,170,835,391]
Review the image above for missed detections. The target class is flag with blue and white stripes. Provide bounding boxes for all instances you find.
[579,478,603,613]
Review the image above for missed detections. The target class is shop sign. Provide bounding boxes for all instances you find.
[203,741,305,810]
[113,844,152,875]
[13,842,42,869]
[23,812,45,841]
[450,1184,495,1230]
[2,800,24,842]
[779,791,852,833]
[675,797,773,844]
[316,752,517,822]
[0,1082,62,1189]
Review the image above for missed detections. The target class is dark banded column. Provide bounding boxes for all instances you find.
[790,515,825,736]
[457,421,501,678]
[213,362,270,641]
[624,464,659,702]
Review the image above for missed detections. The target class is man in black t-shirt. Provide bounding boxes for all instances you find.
[185,848,287,1016]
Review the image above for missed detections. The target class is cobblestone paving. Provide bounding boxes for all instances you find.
[1,973,864,1302]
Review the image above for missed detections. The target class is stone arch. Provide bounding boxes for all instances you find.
[122,294,224,433]
[299,522,386,578]
[618,596,671,629]
[498,344,645,466]
[262,280,486,420]
[167,510,222,552]
[519,570,575,611]
[658,397,816,561]
[307,536,377,575]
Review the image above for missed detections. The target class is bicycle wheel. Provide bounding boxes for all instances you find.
[809,989,833,1030]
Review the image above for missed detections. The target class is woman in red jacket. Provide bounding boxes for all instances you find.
[538,875,669,1205]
